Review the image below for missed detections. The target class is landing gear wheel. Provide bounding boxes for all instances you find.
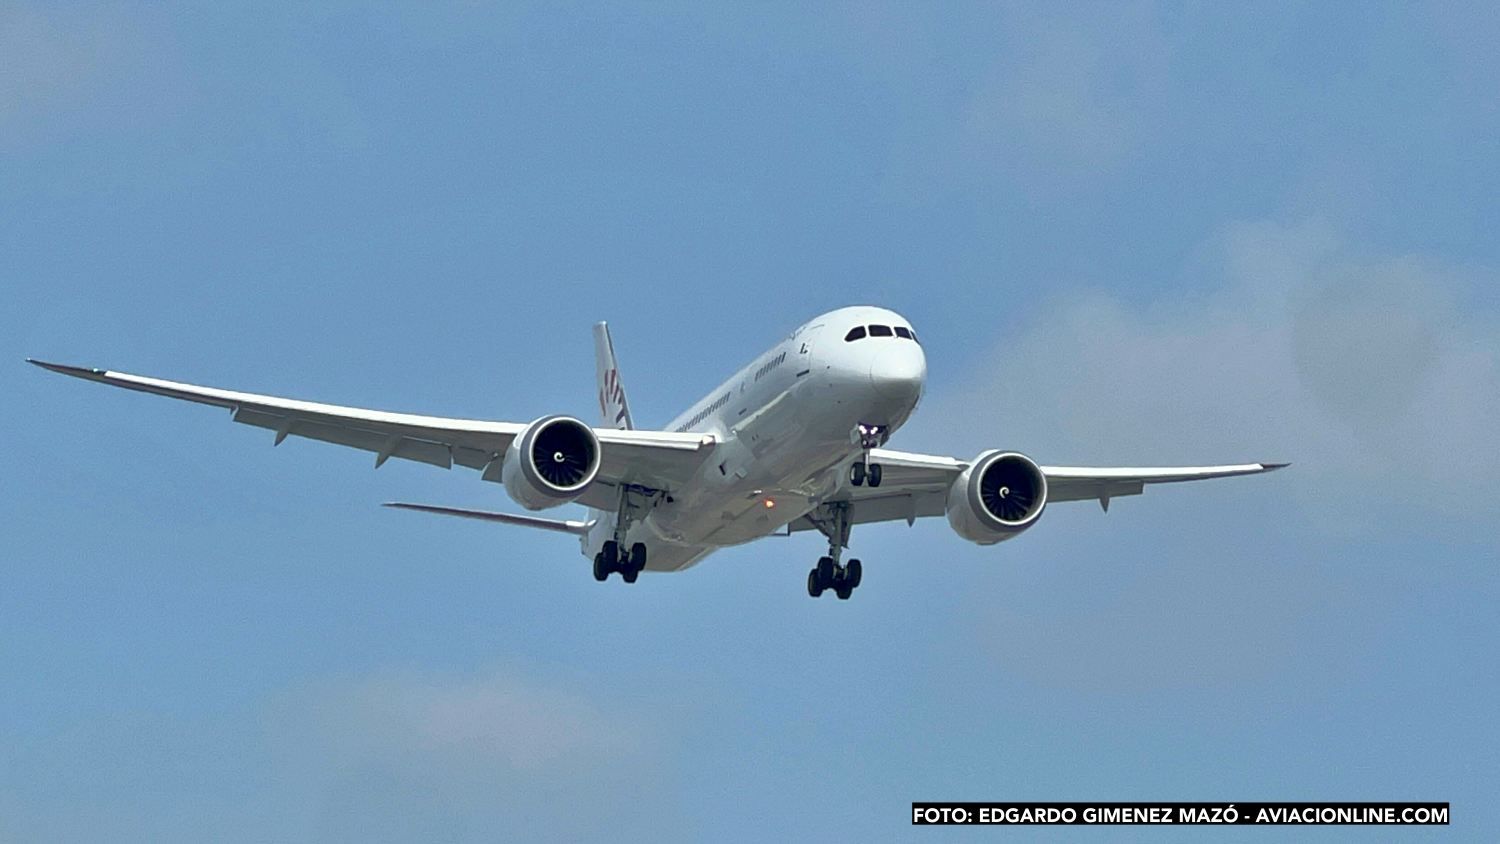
[602,540,620,571]
[807,568,823,597]
[850,462,866,487]
[593,552,609,582]
[846,558,862,589]
[816,556,836,589]
[613,542,644,583]
[835,582,853,600]
[867,464,883,487]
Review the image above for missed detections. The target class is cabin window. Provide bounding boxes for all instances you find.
[844,326,867,342]
[894,326,912,339]
[868,324,894,337]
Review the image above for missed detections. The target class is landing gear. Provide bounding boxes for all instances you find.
[850,461,882,487]
[808,556,861,599]
[594,539,647,583]
[805,500,865,599]
[849,423,888,487]
[622,542,645,583]
[595,486,652,584]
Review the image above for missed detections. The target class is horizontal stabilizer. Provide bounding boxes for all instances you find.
[383,502,591,535]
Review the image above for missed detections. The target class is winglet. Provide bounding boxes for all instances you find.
[1259,462,1291,471]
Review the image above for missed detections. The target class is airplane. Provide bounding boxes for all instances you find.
[28,305,1286,600]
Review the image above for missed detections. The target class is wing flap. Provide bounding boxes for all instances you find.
[383,502,592,535]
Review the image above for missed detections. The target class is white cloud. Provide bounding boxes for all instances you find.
[901,216,1498,699]
[925,216,1500,533]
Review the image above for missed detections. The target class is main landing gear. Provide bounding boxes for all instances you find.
[594,484,650,584]
[593,540,646,583]
[849,423,886,487]
[805,500,862,600]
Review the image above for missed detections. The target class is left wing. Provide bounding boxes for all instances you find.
[27,360,715,497]
[789,448,1287,531]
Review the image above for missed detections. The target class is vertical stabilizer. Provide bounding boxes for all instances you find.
[593,321,634,430]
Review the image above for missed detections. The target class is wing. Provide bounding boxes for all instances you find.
[27,360,715,496]
[789,448,1287,532]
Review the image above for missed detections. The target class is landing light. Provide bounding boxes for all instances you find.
[763,499,776,509]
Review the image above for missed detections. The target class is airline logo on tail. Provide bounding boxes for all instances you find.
[593,322,634,430]
[599,367,630,429]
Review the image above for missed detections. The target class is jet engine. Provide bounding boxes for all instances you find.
[501,415,602,510]
[945,450,1048,544]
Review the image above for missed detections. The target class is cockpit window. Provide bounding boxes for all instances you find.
[868,324,894,337]
[844,326,867,342]
[894,326,912,339]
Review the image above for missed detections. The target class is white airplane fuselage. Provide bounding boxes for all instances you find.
[586,305,926,571]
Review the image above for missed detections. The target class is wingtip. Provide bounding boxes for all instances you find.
[1261,462,1291,471]
[26,358,106,377]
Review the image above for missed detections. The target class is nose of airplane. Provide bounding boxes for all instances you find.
[869,342,926,402]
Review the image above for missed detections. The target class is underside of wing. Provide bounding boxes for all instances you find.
[383,502,593,535]
[786,448,959,533]
[1041,462,1289,508]
[28,360,715,495]
[789,449,1287,532]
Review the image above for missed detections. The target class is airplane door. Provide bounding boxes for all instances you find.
[794,323,823,372]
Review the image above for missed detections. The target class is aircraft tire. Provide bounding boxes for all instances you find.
[807,568,822,597]
[846,559,862,589]
[816,556,836,589]
[593,553,609,582]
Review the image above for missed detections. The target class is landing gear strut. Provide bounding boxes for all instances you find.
[805,500,863,600]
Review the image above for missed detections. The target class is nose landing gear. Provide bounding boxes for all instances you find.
[849,461,882,488]
[850,423,887,487]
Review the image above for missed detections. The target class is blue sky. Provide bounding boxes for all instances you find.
[4,3,1497,840]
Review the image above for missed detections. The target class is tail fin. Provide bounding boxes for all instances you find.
[593,321,634,430]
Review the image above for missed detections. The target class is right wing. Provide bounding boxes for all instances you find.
[27,360,716,496]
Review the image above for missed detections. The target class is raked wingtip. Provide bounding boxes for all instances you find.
[27,358,106,377]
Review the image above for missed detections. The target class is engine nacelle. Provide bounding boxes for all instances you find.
[501,415,602,511]
[945,450,1048,545]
